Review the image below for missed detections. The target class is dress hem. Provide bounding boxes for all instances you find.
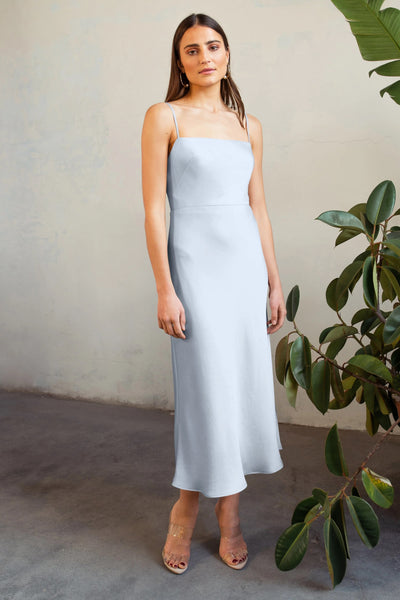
[171,462,284,498]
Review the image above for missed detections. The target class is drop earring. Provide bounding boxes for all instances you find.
[179,71,189,88]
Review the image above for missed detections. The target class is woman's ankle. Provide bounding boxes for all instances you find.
[172,497,199,522]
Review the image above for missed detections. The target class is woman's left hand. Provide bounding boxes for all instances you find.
[267,286,286,334]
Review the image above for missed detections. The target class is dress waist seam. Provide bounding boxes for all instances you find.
[170,202,250,211]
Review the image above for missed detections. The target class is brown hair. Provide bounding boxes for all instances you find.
[165,13,246,129]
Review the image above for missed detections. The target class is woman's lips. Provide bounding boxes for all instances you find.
[199,69,215,74]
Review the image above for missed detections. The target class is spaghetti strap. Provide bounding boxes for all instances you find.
[166,102,180,138]
[244,112,250,142]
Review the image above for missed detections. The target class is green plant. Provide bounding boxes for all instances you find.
[273,2,400,587]
[274,181,400,587]
[330,0,400,105]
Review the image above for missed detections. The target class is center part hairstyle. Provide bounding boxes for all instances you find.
[165,13,246,129]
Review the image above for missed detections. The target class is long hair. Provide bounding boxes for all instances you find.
[165,13,246,129]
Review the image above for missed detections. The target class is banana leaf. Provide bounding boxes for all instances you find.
[331,0,400,105]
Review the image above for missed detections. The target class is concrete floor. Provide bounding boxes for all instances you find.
[0,389,399,600]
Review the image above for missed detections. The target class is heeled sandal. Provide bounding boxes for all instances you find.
[218,523,248,570]
[161,522,194,574]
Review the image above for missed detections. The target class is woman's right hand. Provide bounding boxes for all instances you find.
[158,290,186,339]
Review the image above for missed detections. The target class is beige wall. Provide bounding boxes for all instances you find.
[1,0,400,430]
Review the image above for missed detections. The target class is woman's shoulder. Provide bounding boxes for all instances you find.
[245,113,263,143]
[143,102,176,136]
[144,101,172,118]
[245,112,262,130]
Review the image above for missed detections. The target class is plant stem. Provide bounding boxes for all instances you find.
[307,415,400,526]
[345,415,400,491]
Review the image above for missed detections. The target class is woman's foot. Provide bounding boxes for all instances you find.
[215,498,248,569]
[162,496,199,574]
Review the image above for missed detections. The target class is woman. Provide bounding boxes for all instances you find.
[141,13,286,574]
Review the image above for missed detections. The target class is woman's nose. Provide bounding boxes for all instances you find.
[199,49,211,63]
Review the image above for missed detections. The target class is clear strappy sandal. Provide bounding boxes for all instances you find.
[218,523,249,570]
[161,521,194,574]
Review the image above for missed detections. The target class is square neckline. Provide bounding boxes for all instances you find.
[168,136,251,159]
[165,102,251,157]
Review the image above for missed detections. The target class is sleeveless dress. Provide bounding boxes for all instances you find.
[165,102,283,498]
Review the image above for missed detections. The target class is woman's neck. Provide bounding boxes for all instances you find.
[181,85,228,113]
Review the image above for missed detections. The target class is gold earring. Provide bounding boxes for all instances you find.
[223,64,231,80]
[179,71,189,88]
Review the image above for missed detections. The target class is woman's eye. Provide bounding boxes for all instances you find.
[210,45,219,51]
[187,49,197,55]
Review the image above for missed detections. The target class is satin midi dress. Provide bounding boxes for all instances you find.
[165,102,283,498]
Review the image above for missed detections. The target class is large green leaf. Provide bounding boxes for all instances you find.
[326,278,348,311]
[375,388,391,414]
[383,234,400,254]
[381,248,400,271]
[330,363,345,404]
[381,266,400,299]
[366,406,380,435]
[370,58,400,76]
[363,381,376,413]
[347,354,393,382]
[351,307,375,325]
[336,261,363,303]
[325,424,349,477]
[286,285,300,322]
[345,495,380,548]
[284,364,298,408]
[377,412,392,430]
[379,79,400,103]
[324,518,347,588]
[335,228,361,246]
[360,315,380,335]
[331,498,350,559]
[334,203,375,245]
[361,467,394,508]
[311,360,331,414]
[275,335,290,385]
[322,325,358,343]
[383,305,400,345]
[342,375,357,391]
[316,210,365,231]
[275,522,310,571]
[326,337,347,359]
[391,347,400,371]
[312,488,330,518]
[290,335,312,390]
[329,388,356,410]
[349,202,376,237]
[331,0,400,59]
[362,256,378,308]
[291,497,320,525]
[330,0,400,105]
[369,322,385,355]
[380,267,396,301]
[366,180,396,225]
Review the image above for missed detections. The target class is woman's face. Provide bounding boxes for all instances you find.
[178,25,229,88]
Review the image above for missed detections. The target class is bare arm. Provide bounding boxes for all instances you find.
[247,114,286,334]
[141,103,186,339]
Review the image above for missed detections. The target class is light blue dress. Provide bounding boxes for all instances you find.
[165,102,283,498]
